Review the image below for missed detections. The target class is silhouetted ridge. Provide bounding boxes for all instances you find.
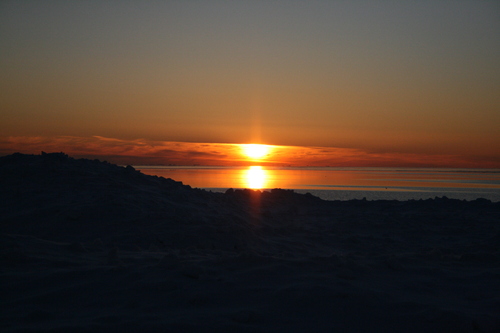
[0,152,328,250]
[2,153,500,332]
[0,151,189,190]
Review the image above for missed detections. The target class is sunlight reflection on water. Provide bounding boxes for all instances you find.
[137,166,500,201]
[245,166,267,189]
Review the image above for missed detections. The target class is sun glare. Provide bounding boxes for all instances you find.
[242,144,270,159]
[245,166,267,189]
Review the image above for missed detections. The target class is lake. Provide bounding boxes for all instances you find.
[136,166,500,202]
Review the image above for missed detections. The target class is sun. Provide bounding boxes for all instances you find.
[242,144,270,159]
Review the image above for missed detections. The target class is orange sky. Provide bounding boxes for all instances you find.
[1,135,498,168]
[1,2,499,168]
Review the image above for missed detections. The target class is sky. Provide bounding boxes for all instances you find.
[1,1,499,167]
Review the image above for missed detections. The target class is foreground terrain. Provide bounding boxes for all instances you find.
[1,153,499,332]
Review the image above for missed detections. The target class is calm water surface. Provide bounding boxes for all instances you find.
[137,166,500,202]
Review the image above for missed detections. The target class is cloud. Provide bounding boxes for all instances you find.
[0,136,242,165]
[0,135,498,168]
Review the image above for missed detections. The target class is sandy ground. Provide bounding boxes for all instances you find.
[1,152,499,332]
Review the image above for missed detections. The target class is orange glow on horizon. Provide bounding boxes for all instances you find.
[1,135,499,169]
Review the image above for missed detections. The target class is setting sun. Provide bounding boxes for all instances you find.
[242,144,271,160]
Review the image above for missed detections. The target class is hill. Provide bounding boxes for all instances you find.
[1,152,499,332]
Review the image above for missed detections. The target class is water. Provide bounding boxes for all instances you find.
[136,166,500,202]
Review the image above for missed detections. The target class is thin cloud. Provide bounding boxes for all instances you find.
[0,136,498,168]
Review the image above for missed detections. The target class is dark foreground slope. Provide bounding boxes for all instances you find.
[1,153,499,333]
